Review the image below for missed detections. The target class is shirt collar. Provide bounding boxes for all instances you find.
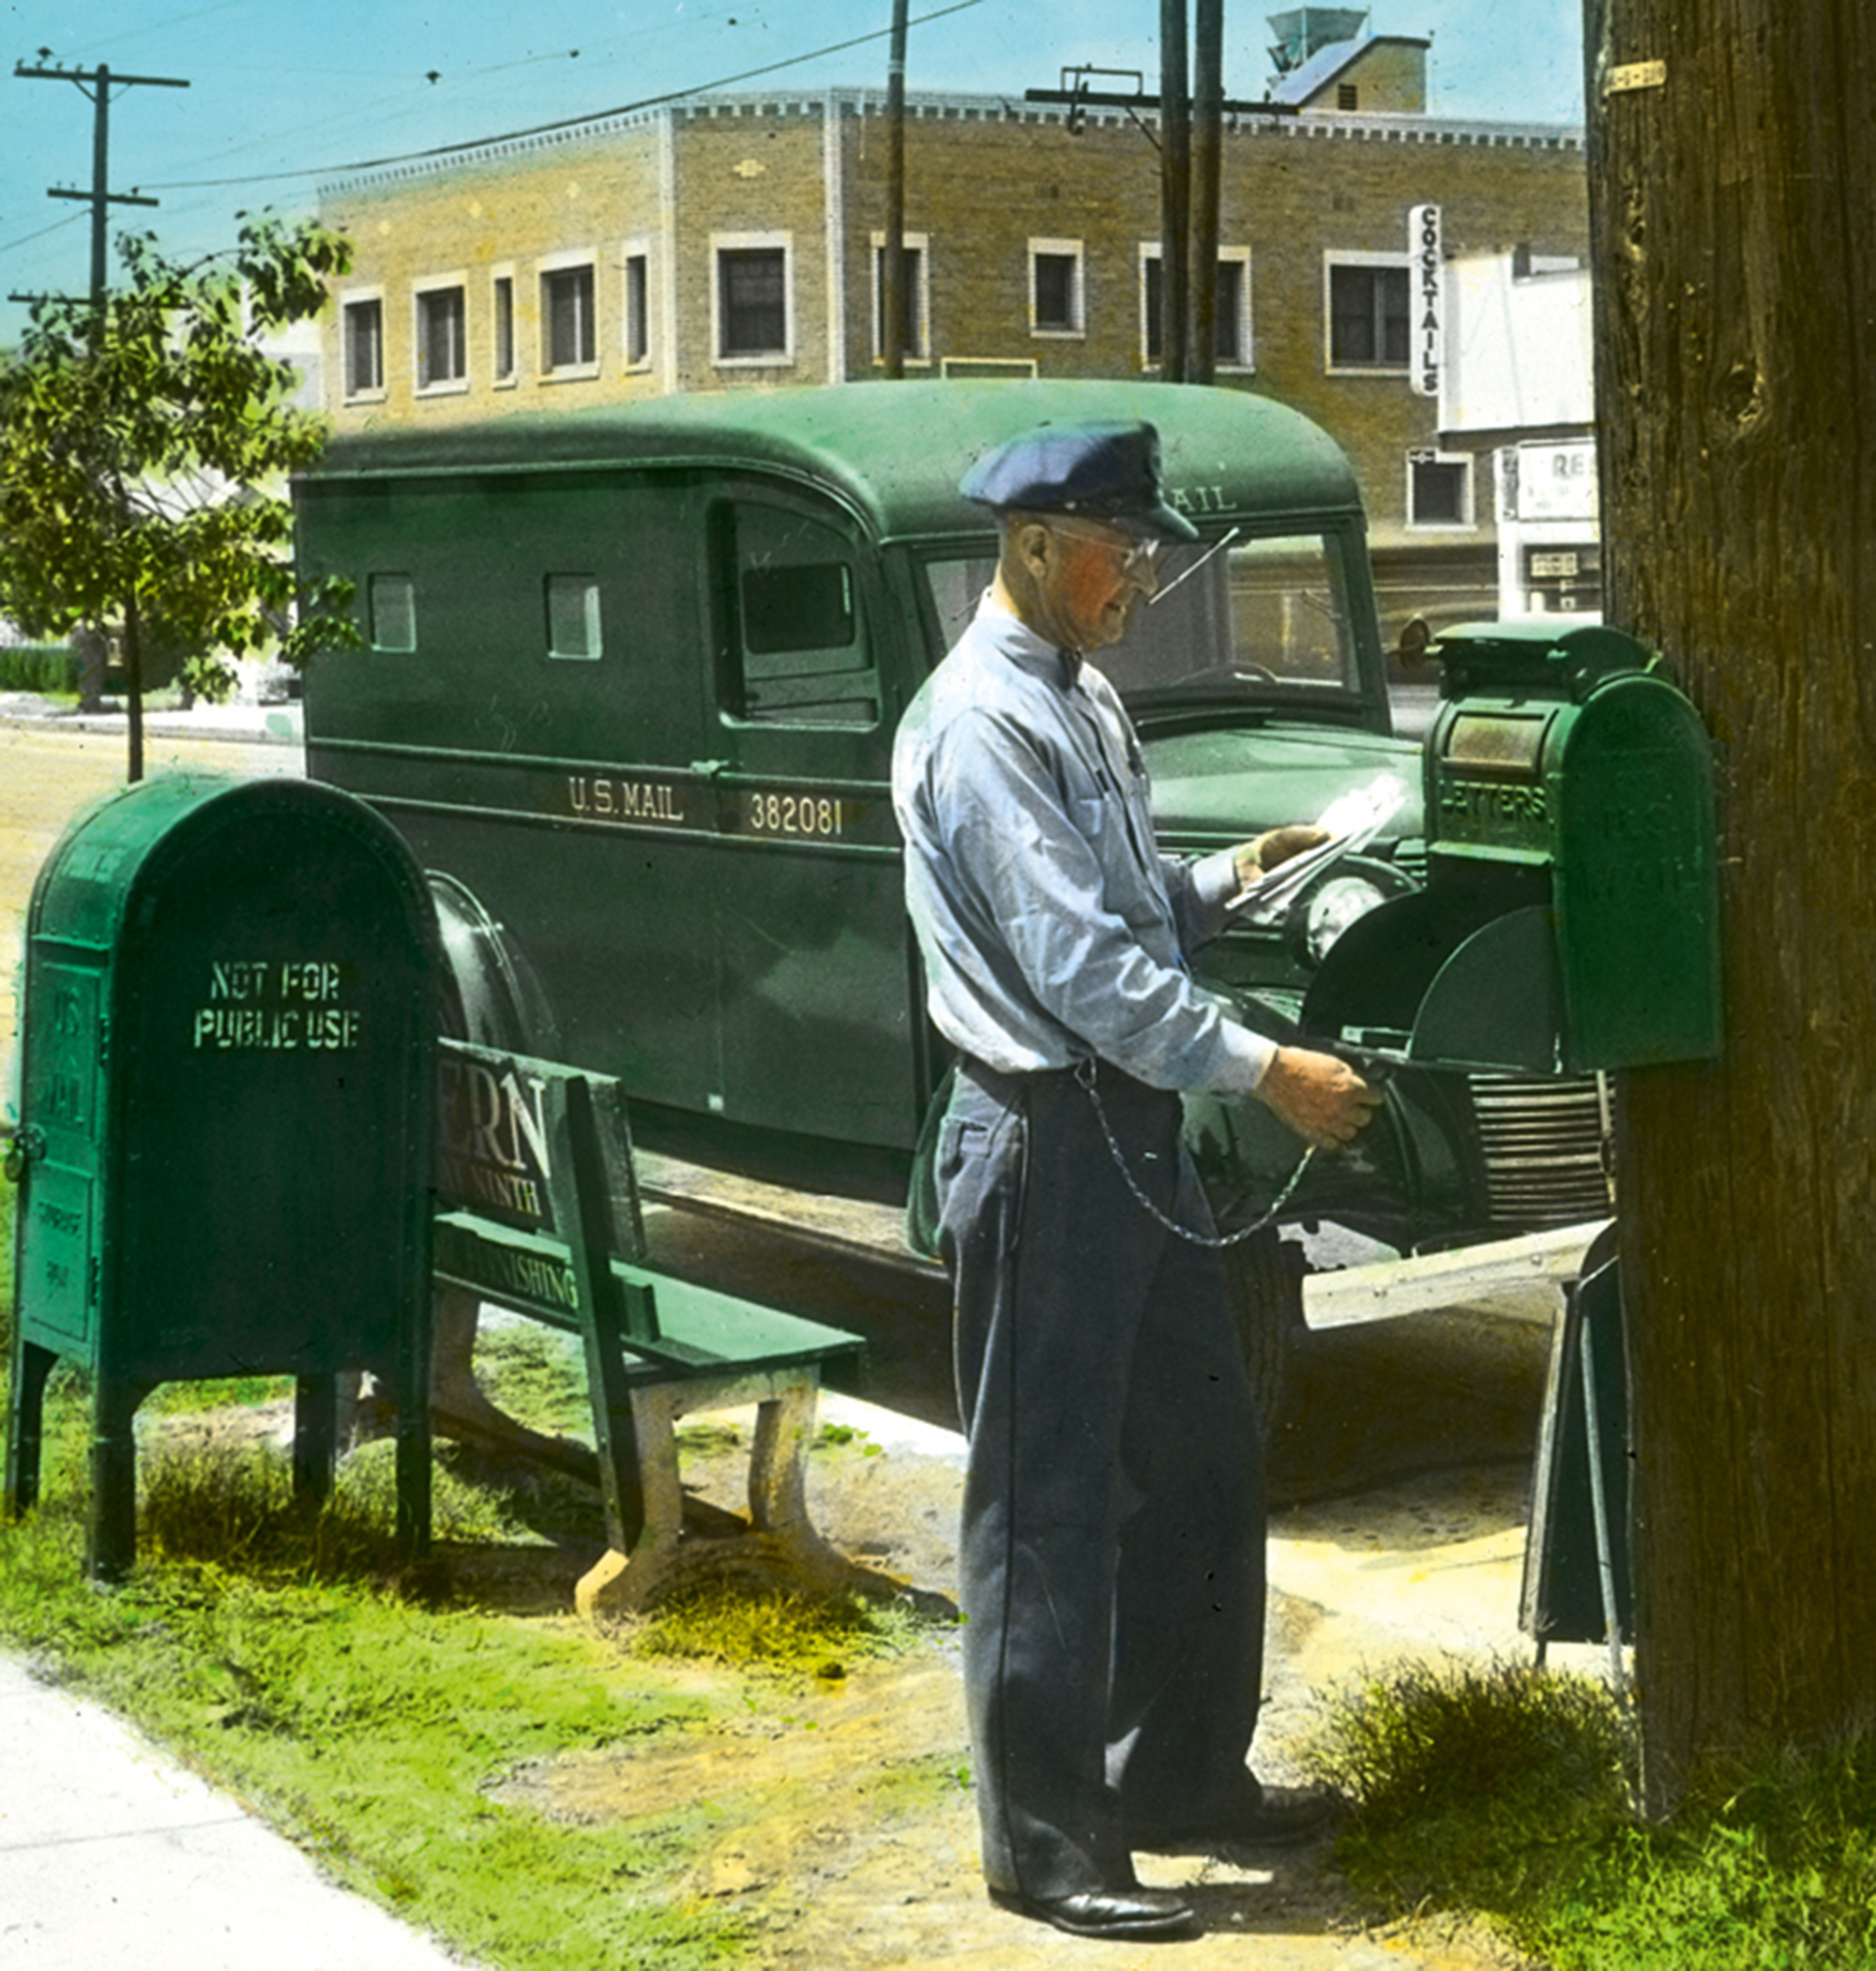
[973,590,1082,690]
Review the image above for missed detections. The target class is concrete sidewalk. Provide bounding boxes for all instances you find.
[0,694,304,749]
[0,1654,478,1970]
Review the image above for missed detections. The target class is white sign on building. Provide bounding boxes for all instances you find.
[1409,204,1442,399]
[1511,438,1598,523]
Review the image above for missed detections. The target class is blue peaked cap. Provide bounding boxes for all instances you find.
[959,421,1201,542]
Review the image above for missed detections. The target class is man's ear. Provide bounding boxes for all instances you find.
[1009,518,1053,580]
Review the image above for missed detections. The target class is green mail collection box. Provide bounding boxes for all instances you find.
[1304,621,1723,1075]
[5,774,441,1579]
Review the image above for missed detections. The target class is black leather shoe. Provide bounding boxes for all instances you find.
[1132,1785,1339,1857]
[988,1884,1202,1941]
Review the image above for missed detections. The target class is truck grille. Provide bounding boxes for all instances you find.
[1469,1073,1614,1228]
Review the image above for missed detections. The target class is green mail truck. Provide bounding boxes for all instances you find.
[292,380,1613,1394]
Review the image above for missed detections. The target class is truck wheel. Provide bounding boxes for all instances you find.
[1221,1227,1307,1436]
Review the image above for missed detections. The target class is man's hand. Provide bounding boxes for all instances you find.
[1258,1045,1382,1152]
[1232,826,1329,892]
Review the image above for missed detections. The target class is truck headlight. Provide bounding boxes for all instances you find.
[1301,873,1391,963]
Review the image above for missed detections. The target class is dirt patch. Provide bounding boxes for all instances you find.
[478,1419,1536,1970]
[138,1397,1537,1968]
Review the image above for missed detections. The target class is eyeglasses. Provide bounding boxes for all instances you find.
[1045,519,1162,578]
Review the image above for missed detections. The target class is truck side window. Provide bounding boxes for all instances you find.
[545,574,601,660]
[369,574,416,652]
[725,504,879,726]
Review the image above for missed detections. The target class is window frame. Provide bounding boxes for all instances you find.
[712,232,795,368]
[622,242,652,371]
[491,268,518,387]
[1406,448,1477,530]
[870,230,930,364]
[1138,244,1254,371]
[413,276,469,396]
[1324,251,1413,373]
[545,573,604,660]
[1028,236,1085,339]
[716,495,881,729]
[367,573,416,653]
[340,292,386,402]
[537,252,599,382]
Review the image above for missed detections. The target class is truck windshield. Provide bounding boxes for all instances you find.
[920,529,1359,710]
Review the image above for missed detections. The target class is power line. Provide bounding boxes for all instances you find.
[140,0,985,190]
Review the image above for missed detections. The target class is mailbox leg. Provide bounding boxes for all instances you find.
[5,1339,57,1518]
[86,1377,151,1584]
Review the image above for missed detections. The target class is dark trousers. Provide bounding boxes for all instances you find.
[934,1056,1267,1899]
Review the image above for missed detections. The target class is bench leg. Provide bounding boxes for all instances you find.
[575,1384,686,1618]
[750,1381,844,1576]
[749,1381,816,1539]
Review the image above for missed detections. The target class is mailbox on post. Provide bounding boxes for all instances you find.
[1304,621,1722,1075]
[5,774,441,1580]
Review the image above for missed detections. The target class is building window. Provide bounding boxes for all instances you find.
[492,275,515,384]
[541,263,598,374]
[716,241,791,361]
[1141,249,1252,368]
[870,234,930,362]
[1408,450,1475,527]
[342,296,383,398]
[415,284,466,391]
[546,575,602,660]
[1338,82,1359,111]
[1327,258,1411,369]
[1030,239,1084,335]
[624,252,650,367]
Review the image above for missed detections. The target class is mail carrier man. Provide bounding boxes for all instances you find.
[891,422,1380,1945]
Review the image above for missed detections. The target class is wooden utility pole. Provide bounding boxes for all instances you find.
[11,62,184,309]
[1188,0,1224,384]
[13,59,187,783]
[1158,0,1190,382]
[1584,0,1876,1805]
[881,0,910,379]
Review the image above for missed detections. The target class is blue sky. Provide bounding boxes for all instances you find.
[0,0,1585,344]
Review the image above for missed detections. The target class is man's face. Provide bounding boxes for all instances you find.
[1031,519,1161,652]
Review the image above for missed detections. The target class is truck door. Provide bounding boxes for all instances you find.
[702,487,918,1150]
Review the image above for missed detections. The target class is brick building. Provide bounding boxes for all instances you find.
[318,33,1585,631]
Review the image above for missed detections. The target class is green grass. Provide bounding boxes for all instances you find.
[1307,1656,1876,1969]
[0,1195,730,1965]
[0,1181,957,1965]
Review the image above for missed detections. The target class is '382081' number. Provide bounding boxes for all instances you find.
[748,791,844,838]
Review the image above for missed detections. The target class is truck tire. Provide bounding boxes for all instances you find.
[1221,1226,1307,1437]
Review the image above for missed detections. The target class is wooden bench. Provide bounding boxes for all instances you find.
[431,1039,867,1615]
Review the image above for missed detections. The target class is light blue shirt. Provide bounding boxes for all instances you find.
[892,592,1276,1095]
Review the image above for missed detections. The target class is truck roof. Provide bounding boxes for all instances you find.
[302,379,1364,544]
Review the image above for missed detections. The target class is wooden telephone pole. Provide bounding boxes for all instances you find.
[10,62,188,309]
[1585,0,1876,1803]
